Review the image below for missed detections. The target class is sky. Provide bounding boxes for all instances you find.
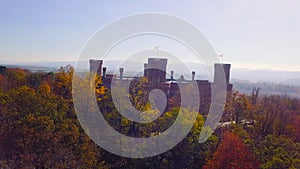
[0,0,299,71]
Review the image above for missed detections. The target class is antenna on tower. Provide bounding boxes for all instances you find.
[219,54,223,63]
[154,46,159,57]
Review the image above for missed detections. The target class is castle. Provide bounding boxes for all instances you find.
[90,58,232,114]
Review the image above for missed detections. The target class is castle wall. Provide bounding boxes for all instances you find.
[93,59,232,115]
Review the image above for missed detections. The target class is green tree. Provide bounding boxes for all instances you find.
[255,135,300,169]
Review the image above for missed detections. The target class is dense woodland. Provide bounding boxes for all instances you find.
[0,65,299,169]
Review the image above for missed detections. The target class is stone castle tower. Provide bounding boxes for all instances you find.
[144,58,168,83]
[89,59,103,75]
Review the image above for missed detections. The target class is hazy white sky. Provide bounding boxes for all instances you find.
[0,0,299,71]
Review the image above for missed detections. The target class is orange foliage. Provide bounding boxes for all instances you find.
[0,74,6,89]
[203,131,259,169]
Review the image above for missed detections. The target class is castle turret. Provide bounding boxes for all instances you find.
[102,67,107,79]
[119,68,124,80]
[170,70,174,80]
[144,58,168,83]
[89,59,103,75]
[214,64,231,84]
[214,63,232,92]
[192,71,195,81]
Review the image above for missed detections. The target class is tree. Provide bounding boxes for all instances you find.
[224,91,253,124]
[253,95,296,138]
[0,74,7,90]
[286,115,300,142]
[254,135,300,169]
[204,131,259,169]
[5,68,29,89]
[251,87,260,105]
[28,72,43,90]
[0,69,108,168]
[53,65,73,100]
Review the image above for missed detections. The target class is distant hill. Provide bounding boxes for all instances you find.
[2,64,58,72]
[231,68,300,86]
[232,80,300,98]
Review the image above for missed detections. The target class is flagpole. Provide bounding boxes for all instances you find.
[219,54,223,63]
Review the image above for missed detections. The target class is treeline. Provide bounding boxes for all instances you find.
[0,66,299,168]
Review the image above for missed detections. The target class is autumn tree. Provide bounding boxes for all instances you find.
[253,95,297,138]
[5,68,29,89]
[224,91,253,124]
[0,68,110,168]
[254,135,300,169]
[203,131,259,169]
[0,84,105,168]
[0,74,7,90]
[53,65,73,100]
[286,115,300,142]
